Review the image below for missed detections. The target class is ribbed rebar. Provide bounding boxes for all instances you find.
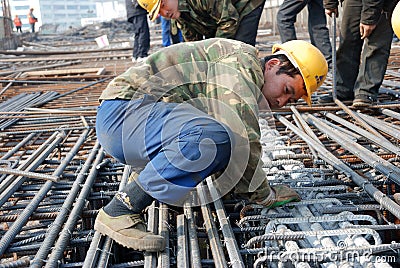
[198,183,228,268]
[206,177,244,268]
[0,131,61,206]
[245,227,381,248]
[278,115,400,219]
[0,130,85,256]
[325,112,400,155]
[305,114,400,185]
[0,256,30,268]
[43,146,104,267]
[31,137,99,267]
[0,167,59,182]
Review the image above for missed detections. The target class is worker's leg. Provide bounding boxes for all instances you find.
[307,0,332,66]
[335,0,363,99]
[121,100,233,206]
[353,11,393,104]
[95,98,165,251]
[95,98,232,250]
[276,0,307,43]
[161,17,171,47]
[131,16,140,59]
[234,2,265,46]
[136,14,150,58]
[97,98,233,207]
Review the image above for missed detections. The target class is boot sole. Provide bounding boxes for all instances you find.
[94,218,165,252]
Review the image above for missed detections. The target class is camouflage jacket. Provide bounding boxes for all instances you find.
[99,38,270,199]
[176,0,265,41]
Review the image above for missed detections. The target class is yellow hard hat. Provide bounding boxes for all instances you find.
[392,1,400,38]
[137,0,161,21]
[272,40,328,106]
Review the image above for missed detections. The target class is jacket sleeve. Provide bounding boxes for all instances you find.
[178,21,207,41]
[323,0,339,10]
[205,0,240,38]
[203,49,270,200]
[361,0,384,25]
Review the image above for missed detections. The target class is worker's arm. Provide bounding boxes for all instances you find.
[178,22,208,42]
[201,0,240,39]
[323,0,339,17]
[203,51,271,202]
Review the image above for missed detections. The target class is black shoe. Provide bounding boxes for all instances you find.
[318,94,334,103]
[318,92,353,104]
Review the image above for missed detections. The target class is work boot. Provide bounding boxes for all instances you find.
[256,185,301,208]
[94,208,165,252]
[352,95,376,108]
[318,92,353,104]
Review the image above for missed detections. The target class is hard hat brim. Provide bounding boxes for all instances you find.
[149,0,161,21]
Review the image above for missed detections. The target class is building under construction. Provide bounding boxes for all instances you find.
[0,4,400,268]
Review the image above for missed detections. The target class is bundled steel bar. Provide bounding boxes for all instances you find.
[144,202,159,268]
[277,115,400,219]
[31,136,98,266]
[198,183,228,268]
[158,203,170,268]
[356,112,400,140]
[305,114,400,185]
[43,146,105,267]
[176,214,189,267]
[0,132,36,160]
[0,130,85,256]
[0,167,59,182]
[324,112,400,155]
[0,131,63,207]
[183,204,202,268]
[0,92,60,130]
[206,177,244,268]
[245,223,380,249]
[334,99,385,139]
[381,108,400,121]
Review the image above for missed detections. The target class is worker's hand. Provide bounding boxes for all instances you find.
[360,23,377,39]
[325,8,338,17]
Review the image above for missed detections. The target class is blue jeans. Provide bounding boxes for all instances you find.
[161,17,172,47]
[96,98,233,205]
[161,17,183,47]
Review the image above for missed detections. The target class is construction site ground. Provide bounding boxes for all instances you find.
[0,20,400,267]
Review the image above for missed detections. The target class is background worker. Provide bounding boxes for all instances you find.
[276,0,332,67]
[126,0,150,63]
[94,38,328,252]
[138,0,266,46]
[13,15,22,33]
[27,8,37,33]
[321,0,400,107]
[160,17,183,47]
